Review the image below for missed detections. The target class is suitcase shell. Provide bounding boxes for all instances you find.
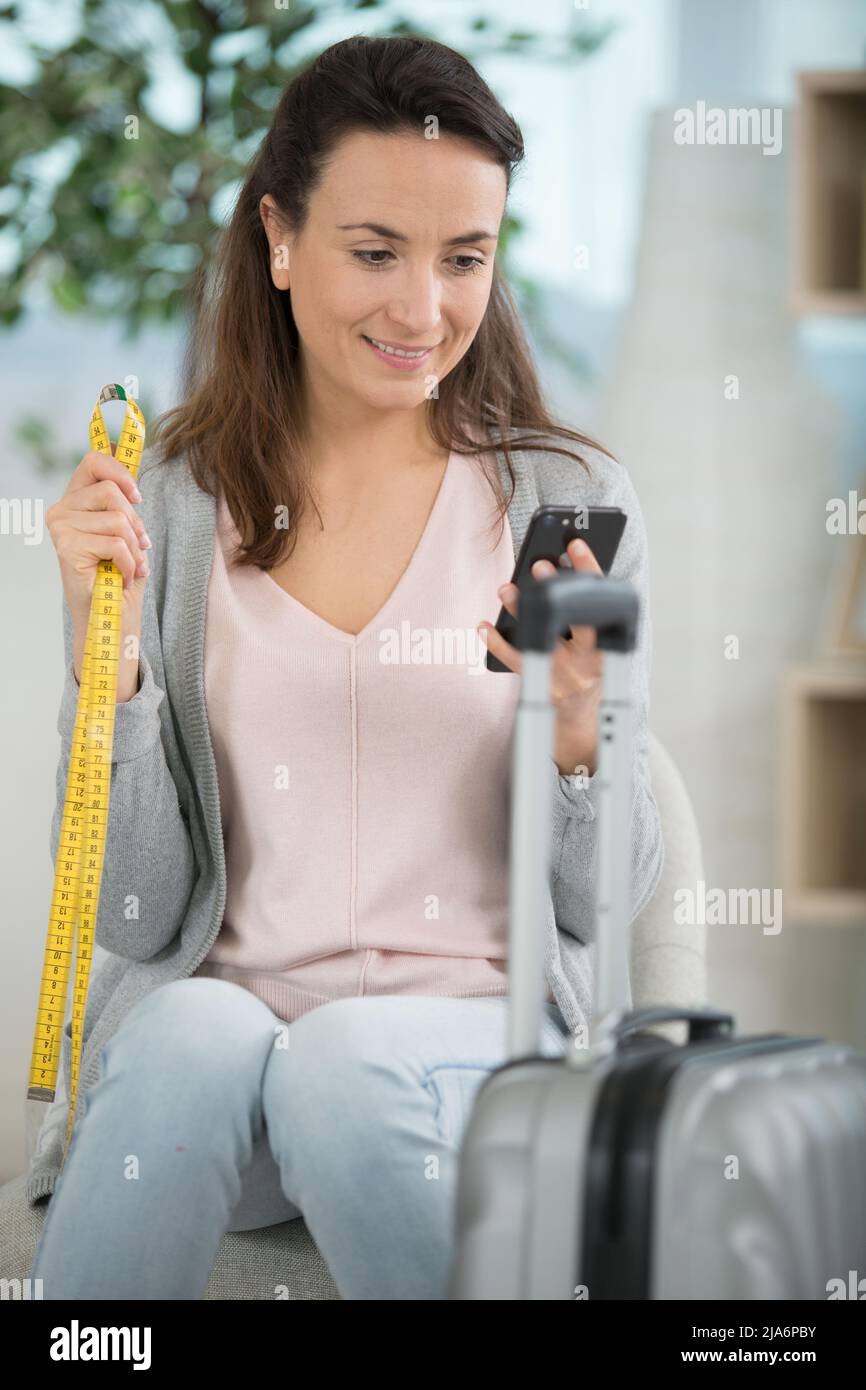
[448,571,866,1300]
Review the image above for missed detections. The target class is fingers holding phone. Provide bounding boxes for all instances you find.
[483,504,626,674]
[478,535,604,676]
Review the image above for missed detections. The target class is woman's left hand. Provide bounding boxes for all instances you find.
[478,537,604,779]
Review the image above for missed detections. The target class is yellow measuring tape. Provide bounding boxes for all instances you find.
[28,384,146,1165]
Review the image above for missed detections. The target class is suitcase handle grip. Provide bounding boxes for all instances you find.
[518,572,639,653]
[613,1006,735,1045]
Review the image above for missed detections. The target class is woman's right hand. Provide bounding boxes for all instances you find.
[47,448,153,697]
[46,447,152,628]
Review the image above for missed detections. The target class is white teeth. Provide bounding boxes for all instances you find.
[367,336,430,358]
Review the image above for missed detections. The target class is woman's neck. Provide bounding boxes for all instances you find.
[306,434,447,491]
[299,381,445,484]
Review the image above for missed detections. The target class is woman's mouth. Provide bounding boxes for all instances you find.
[362,335,437,371]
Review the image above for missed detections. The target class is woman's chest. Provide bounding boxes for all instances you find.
[267,511,427,639]
[208,450,518,649]
[264,457,453,638]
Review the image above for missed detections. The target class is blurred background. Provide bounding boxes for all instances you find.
[1,0,865,1182]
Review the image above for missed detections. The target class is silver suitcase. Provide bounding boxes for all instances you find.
[448,570,866,1300]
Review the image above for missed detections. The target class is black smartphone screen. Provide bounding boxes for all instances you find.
[486,505,627,672]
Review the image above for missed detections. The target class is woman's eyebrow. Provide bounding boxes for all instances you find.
[337,221,497,245]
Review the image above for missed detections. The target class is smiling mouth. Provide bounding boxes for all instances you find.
[362,335,437,359]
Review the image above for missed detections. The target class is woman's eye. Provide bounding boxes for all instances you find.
[350,250,485,276]
[351,250,392,269]
[450,255,485,275]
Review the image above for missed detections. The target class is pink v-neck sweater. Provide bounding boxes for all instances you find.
[194,449,552,1021]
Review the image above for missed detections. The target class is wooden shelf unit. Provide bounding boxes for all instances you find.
[780,662,866,923]
[793,70,866,315]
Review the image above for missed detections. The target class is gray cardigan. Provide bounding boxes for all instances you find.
[26,434,664,1205]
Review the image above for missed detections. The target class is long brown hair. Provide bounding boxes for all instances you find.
[151,34,616,569]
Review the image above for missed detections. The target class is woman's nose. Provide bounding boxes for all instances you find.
[385,266,441,333]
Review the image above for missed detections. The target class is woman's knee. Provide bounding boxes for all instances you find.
[261,996,420,1123]
[261,999,409,1170]
[99,977,279,1087]
[278,997,409,1069]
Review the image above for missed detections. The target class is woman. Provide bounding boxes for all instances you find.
[29,34,663,1299]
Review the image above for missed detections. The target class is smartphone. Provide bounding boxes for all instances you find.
[486,504,627,672]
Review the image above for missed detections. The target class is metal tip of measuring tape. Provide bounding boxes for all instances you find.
[98,383,127,404]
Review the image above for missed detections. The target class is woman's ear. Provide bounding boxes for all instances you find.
[260,194,291,291]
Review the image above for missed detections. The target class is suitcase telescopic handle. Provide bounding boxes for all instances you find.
[507,571,641,1062]
[517,572,640,654]
[614,1007,735,1046]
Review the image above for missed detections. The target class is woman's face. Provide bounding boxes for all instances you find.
[260,129,507,419]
